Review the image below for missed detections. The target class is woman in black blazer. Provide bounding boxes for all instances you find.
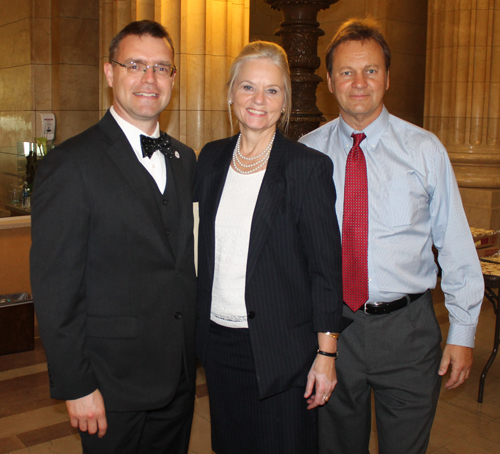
[195,41,344,454]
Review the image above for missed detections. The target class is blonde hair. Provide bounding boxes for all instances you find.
[227,41,291,132]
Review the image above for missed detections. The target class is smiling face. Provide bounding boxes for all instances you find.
[104,34,175,134]
[231,58,286,136]
[327,39,389,131]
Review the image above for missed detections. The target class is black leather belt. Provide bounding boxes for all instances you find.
[362,292,425,315]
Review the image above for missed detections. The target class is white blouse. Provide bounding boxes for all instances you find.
[211,166,265,328]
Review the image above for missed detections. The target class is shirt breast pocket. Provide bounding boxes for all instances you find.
[378,173,423,229]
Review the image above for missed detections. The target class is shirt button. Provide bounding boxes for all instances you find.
[152,164,156,168]
[174,312,182,319]
[247,311,255,319]
[162,200,168,205]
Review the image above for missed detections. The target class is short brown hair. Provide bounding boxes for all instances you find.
[227,41,292,132]
[109,20,175,62]
[325,18,391,75]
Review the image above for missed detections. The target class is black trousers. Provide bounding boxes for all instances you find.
[79,368,195,454]
[205,321,317,454]
[319,291,442,454]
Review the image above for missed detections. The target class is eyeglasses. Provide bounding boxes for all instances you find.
[111,60,177,78]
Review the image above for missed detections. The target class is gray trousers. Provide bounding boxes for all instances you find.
[319,291,442,454]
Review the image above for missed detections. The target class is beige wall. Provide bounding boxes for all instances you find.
[315,0,428,126]
[249,0,281,44]
[248,0,428,127]
[0,0,34,213]
[0,0,100,213]
[0,0,428,213]
[424,0,500,229]
[50,0,100,142]
[98,0,249,153]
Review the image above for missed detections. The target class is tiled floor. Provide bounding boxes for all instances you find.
[0,284,499,454]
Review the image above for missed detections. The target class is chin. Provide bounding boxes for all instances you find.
[136,106,164,118]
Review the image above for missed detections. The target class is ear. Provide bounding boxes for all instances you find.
[104,62,114,88]
[326,72,334,94]
[385,70,390,91]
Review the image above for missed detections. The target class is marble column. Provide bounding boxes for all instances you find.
[425,0,500,228]
[99,0,249,152]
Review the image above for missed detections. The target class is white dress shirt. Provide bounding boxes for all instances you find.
[110,106,167,193]
[300,106,484,348]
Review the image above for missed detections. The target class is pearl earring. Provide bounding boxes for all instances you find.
[229,100,233,106]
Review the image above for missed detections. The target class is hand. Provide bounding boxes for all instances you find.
[304,354,337,410]
[438,344,473,390]
[66,389,107,437]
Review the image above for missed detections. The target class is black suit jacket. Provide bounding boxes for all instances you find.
[195,131,344,399]
[30,111,197,412]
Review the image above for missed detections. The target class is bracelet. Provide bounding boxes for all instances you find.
[322,332,339,339]
[317,349,338,359]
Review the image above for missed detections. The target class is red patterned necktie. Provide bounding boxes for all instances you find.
[342,132,368,312]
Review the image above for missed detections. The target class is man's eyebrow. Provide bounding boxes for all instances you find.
[336,63,382,71]
[336,65,354,71]
[124,58,172,65]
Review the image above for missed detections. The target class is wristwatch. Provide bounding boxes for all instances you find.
[317,350,338,359]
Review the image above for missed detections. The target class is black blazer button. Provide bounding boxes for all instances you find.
[247,311,255,319]
[162,199,168,205]
[166,230,171,235]
[175,312,182,319]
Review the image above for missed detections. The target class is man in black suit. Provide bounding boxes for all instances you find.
[30,20,197,454]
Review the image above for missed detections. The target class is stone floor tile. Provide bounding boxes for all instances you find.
[0,405,69,439]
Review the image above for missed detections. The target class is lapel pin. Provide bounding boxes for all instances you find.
[175,151,180,159]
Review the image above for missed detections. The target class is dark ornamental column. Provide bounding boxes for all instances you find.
[264,0,339,140]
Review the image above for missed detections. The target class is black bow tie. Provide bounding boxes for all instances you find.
[140,132,174,159]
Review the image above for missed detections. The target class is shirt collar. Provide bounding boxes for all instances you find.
[338,106,389,153]
[109,106,160,155]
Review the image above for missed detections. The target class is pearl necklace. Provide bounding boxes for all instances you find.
[232,133,276,175]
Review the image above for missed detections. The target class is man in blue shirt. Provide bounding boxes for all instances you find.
[300,17,484,454]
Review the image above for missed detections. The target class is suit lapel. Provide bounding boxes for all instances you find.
[246,132,286,283]
[202,132,286,286]
[98,112,175,257]
[165,145,191,265]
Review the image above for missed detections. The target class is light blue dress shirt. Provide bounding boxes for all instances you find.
[300,106,484,348]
